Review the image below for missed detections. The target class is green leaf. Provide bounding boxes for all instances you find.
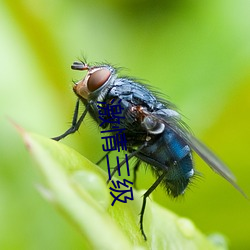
[19,127,227,250]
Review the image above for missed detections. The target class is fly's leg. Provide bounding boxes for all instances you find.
[96,151,111,165]
[52,99,89,141]
[106,143,147,184]
[133,160,141,188]
[140,171,167,240]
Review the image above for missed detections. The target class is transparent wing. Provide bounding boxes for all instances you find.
[149,111,247,198]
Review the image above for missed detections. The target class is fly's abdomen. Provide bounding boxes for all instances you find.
[163,129,194,196]
[138,128,194,197]
[164,153,193,197]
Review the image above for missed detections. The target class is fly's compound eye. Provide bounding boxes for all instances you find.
[87,68,111,92]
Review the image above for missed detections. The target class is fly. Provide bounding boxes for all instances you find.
[52,60,247,240]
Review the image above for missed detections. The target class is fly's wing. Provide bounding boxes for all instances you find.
[182,131,248,198]
[151,110,247,198]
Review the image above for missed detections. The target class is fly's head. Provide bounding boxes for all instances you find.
[72,61,116,101]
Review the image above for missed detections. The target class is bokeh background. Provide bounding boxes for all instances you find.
[1,0,250,249]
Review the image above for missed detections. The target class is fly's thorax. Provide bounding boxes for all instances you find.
[73,64,117,101]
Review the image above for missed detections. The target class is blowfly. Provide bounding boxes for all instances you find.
[52,60,246,240]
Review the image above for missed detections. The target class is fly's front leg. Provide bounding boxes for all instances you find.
[52,99,89,141]
[140,171,167,240]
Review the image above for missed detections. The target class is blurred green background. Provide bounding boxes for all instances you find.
[1,0,250,249]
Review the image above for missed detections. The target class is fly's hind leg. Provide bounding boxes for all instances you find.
[140,171,167,240]
[133,160,141,189]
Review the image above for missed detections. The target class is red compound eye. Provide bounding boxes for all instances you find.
[87,68,111,92]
